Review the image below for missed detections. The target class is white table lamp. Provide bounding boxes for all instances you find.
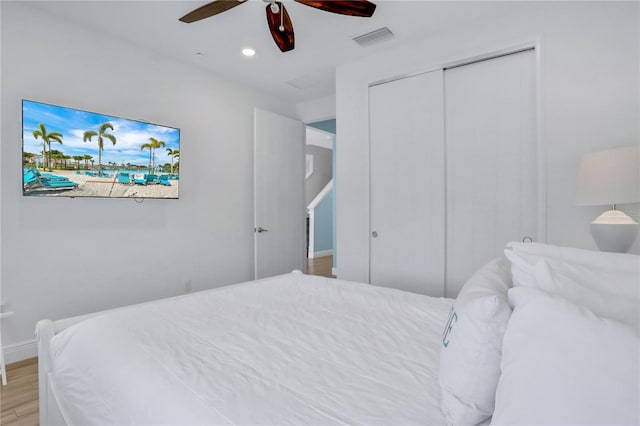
[576,146,640,253]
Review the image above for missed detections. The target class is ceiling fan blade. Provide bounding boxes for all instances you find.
[179,0,246,23]
[266,2,295,52]
[294,0,376,17]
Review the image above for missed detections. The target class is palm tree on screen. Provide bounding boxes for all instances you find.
[49,149,63,169]
[140,138,166,173]
[83,123,116,171]
[166,148,179,175]
[83,155,93,170]
[141,143,152,171]
[171,149,180,173]
[72,155,83,170]
[32,123,63,171]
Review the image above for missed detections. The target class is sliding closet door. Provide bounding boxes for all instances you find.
[444,49,537,297]
[369,70,445,296]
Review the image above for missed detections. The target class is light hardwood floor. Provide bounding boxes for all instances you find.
[0,260,333,426]
[306,255,335,278]
[1,358,39,426]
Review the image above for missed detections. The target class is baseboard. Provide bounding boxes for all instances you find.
[310,249,333,259]
[4,339,37,364]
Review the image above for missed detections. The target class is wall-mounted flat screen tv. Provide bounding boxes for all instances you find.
[22,99,180,199]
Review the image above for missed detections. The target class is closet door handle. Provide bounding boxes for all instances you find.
[371,231,378,238]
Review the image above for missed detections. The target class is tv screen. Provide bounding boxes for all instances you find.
[22,99,180,199]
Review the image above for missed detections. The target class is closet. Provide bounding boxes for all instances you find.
[369,70,446,296]
[368,49,537,297]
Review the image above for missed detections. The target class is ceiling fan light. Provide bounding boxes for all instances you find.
[270,2,280,14]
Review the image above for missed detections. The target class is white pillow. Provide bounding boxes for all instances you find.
[439,257,512,425]
[503,249,538,287]
[536,257,639,327]
[506,242,639,298]
[507,241,640,273]
[504,247,639,327]
[492,287,639,425]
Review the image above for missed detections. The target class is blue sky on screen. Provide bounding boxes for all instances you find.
[22,100,180,167]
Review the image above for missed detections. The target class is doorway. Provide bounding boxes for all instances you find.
[305,120,336,278]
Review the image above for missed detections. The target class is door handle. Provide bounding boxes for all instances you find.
[256,227,269,233]
[371,231,378,238]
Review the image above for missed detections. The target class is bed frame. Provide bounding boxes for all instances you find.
[36,281,213,426]
[37,309,125,426]
[37,319,66,426]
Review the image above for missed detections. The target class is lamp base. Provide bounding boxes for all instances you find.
[590,210,639,253]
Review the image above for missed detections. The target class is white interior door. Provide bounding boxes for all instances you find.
[369,70,446,296]
[254,108,305,279]
[444,49,537,297]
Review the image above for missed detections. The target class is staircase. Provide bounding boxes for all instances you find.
[307,179,333,259]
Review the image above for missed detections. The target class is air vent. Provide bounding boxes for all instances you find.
[353,27,394,47]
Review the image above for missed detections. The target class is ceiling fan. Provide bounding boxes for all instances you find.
[179,0,377,53]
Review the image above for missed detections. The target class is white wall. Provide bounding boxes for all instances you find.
[305,145,332,206]
[296,95,336,124]
[0,2,296,360]
[336,2,639,284]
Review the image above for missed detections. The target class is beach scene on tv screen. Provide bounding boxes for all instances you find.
[22,100,180,198]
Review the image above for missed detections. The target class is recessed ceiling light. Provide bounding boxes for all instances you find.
[242,48,256,57]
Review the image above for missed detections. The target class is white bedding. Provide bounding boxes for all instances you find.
[49,272,453,425]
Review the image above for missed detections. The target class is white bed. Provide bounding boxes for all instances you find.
[37,244,640,426]
[37,271,453,425]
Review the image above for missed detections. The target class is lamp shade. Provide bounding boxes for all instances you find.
[575,146,640,206]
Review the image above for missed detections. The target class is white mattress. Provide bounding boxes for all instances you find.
[49,272,453,425]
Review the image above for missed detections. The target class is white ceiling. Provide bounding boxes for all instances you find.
[27,1,540,103]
